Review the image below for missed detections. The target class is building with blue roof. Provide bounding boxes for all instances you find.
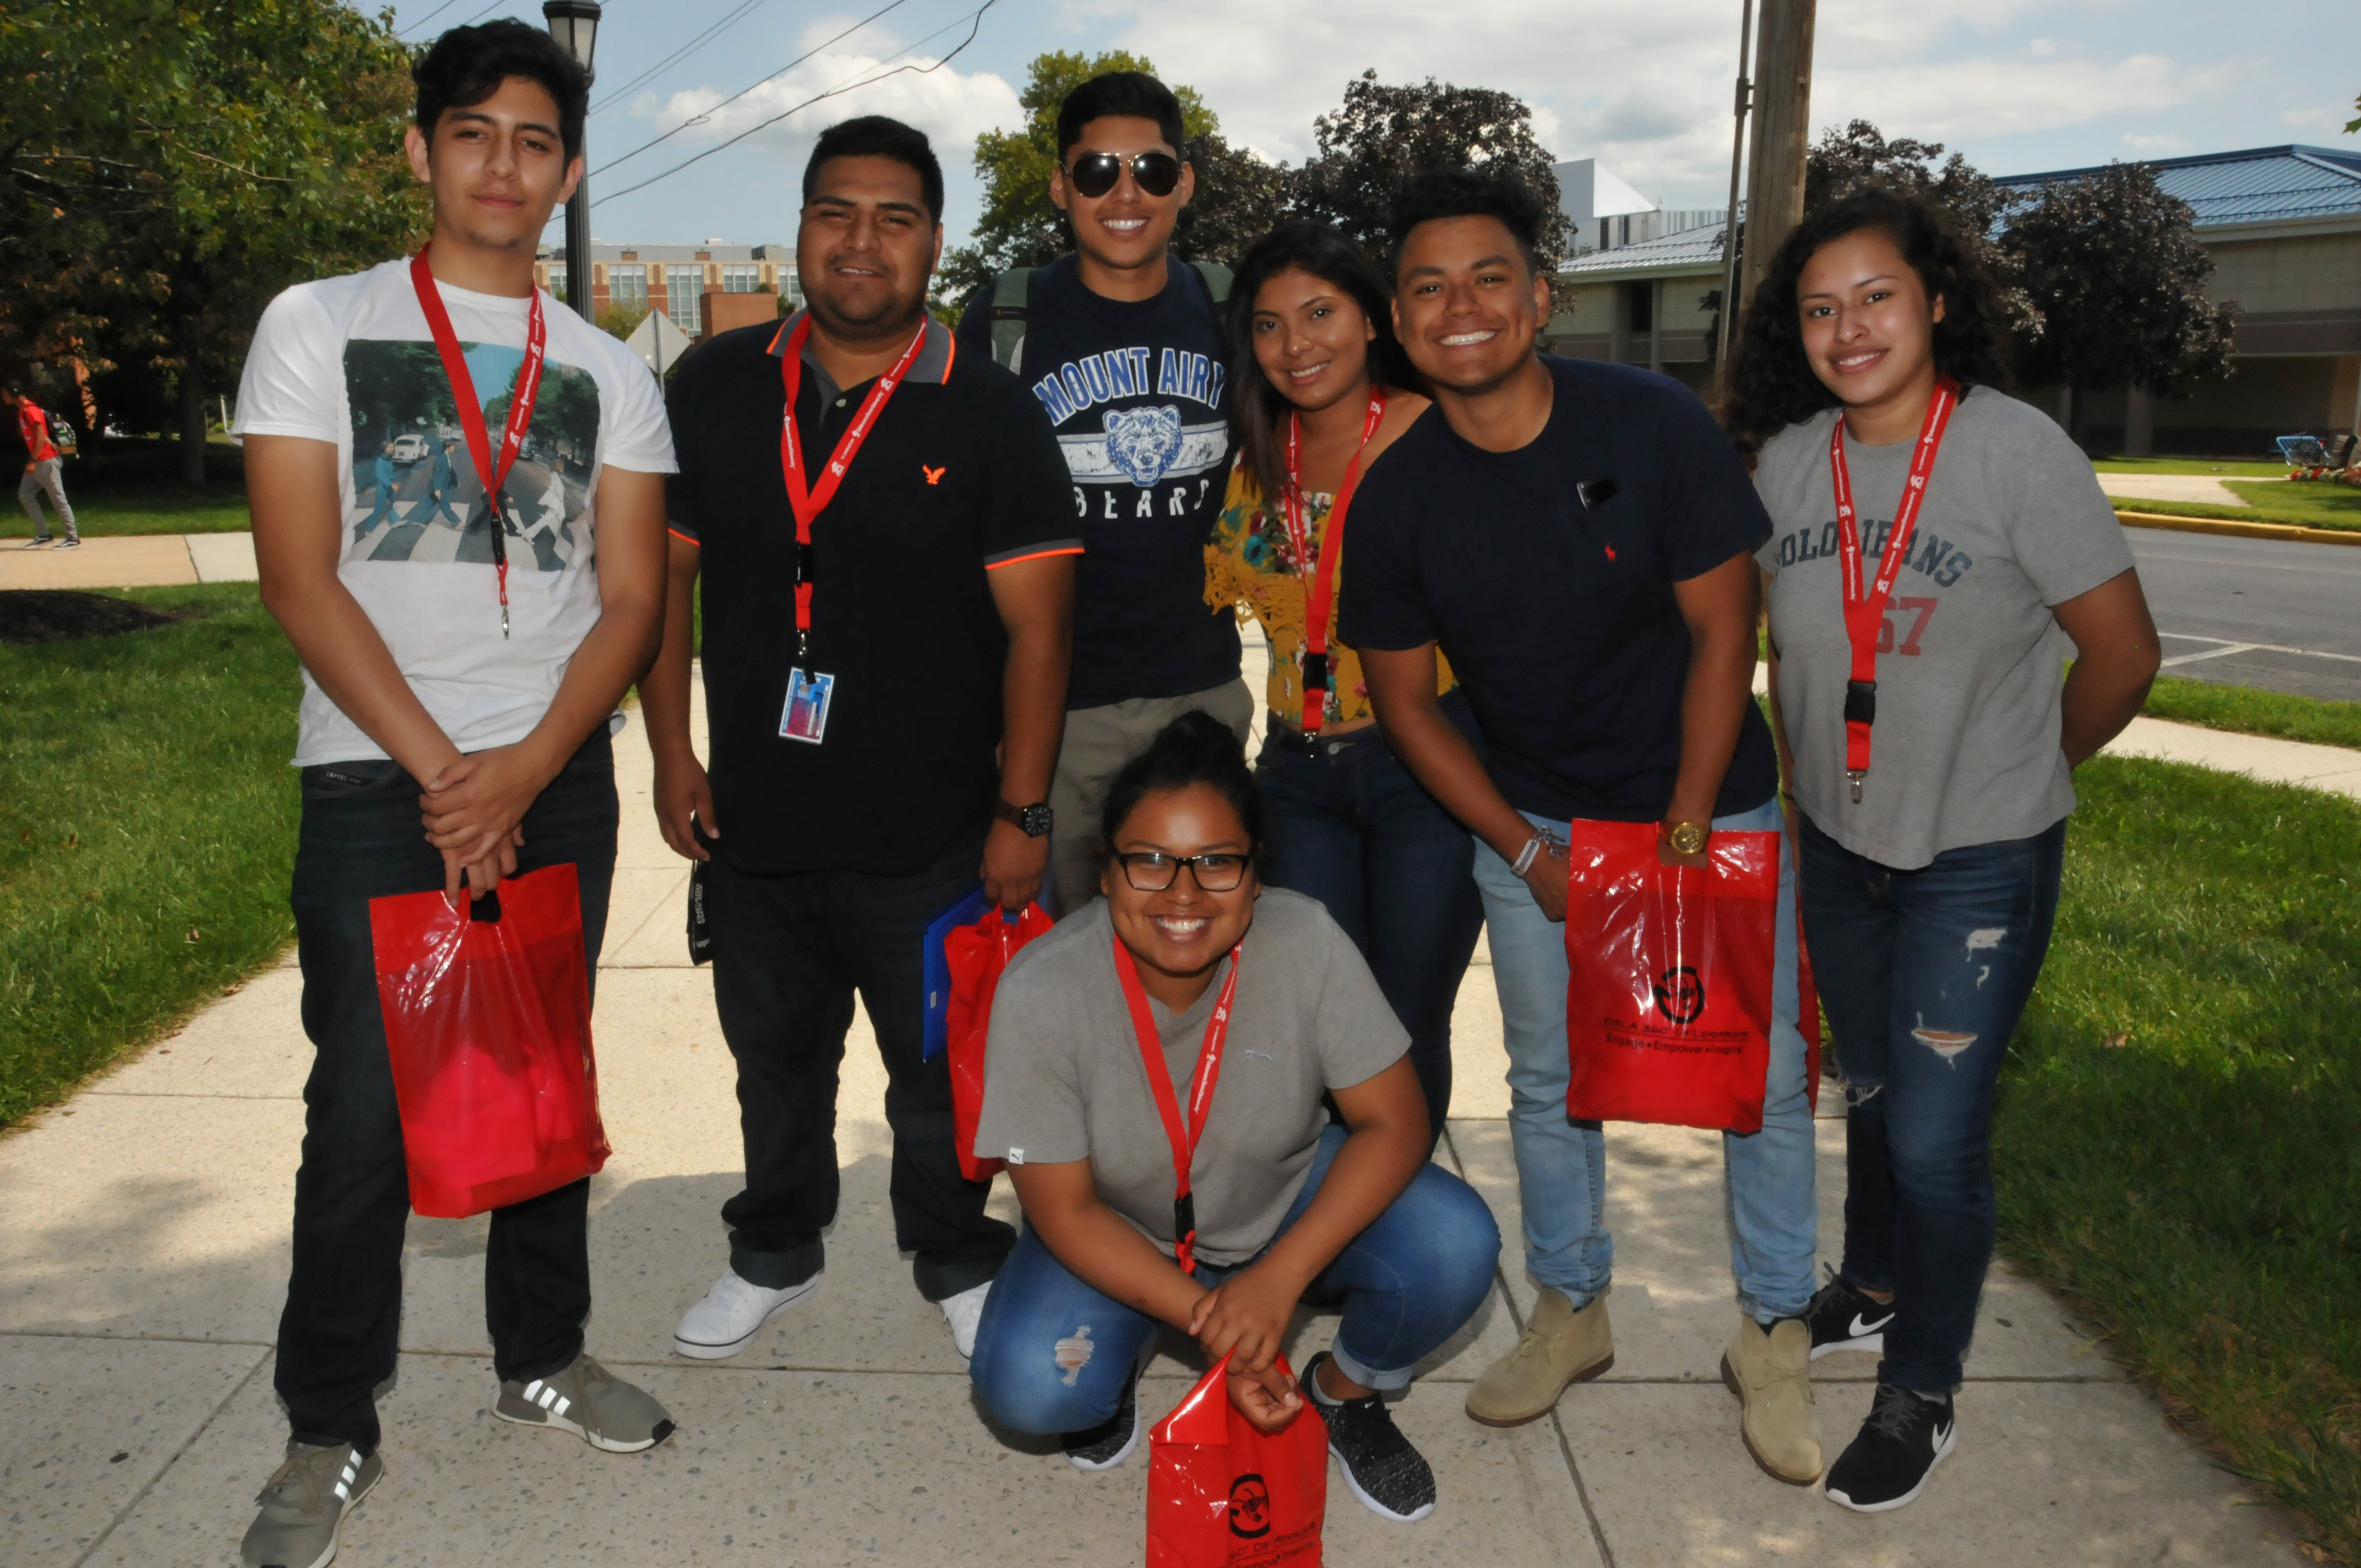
[1545,144,2361,456]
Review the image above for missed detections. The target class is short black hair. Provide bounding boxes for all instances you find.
[1388,165,1547,277]
[414,19,588,162]
[1057,71,1184,162]
[803,115,945,225]
[1098,712,1266,867]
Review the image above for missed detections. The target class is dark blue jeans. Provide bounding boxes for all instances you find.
[1798,812,2066,1392]
[968,1124,1500,1433]
[1254,693,1486,1138]
[279,728,617,1452]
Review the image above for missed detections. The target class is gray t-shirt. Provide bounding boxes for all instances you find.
[972,889,1407,1266]
[1754,389,2135,869]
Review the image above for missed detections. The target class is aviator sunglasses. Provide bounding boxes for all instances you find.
[1062,149,1183,200]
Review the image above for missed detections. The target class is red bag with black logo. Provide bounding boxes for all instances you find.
[368,864,610,1218]
[1147,1354,1326,1567]
[1563,820,1781,1132]
[941,901,1053,1182]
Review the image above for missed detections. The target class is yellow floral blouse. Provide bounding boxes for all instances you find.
[1204,461,1458,728]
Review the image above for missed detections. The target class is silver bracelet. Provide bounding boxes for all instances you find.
[1511,835,1544,878]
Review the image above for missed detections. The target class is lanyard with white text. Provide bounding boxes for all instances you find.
[1280,390,1387,752]
[410,245,545,639]
[1114,936,1244,1276]
[1829,375,1959,802]
[777,314,928,666]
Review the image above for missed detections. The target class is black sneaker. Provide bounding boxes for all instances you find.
[1803,1265,1896,1360]
[1824,1382,1957,1512]
[1062,1358,1145,1472]
[1305,1352,1435,1523]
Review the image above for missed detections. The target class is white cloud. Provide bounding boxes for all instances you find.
[2124,132,2191,151]
[1812,52,2238,143]
[628,45,1021,166]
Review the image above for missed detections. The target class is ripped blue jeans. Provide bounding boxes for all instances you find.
[1797,812,2065,1393]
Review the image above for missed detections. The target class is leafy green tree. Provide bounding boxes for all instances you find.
[2000,161,2237,447]
[1288,71,1571,273]
[2,0,424,481]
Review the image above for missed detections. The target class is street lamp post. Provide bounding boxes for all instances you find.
[544,1,602,325]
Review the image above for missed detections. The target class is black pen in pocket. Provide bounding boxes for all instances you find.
[1574,477,1620,560]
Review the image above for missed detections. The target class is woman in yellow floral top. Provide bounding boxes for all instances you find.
[1204,220,1487,1139]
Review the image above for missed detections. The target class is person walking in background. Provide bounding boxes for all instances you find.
[358,442,400,540]
[409,435,466,527]
[1203,219,1481,1140]
[954,70,1250,917]
[645,116,1078,1370]
[231,21,677,1567]
[1344,167,1823,1485]
[1726,189,2161,1513]
[5,382,79,548]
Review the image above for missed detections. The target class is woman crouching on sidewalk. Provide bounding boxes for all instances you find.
[966,712,1498,1522]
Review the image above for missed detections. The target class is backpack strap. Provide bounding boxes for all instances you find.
[1190,260,1233,304]
[988,268,1033,375]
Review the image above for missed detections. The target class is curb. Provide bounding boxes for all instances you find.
[2115,508,2361,547]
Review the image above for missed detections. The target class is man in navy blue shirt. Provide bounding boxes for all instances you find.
[954,71,1250,916]
[1345,168,1821,1487]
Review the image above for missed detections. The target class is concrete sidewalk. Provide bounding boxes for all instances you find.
[0,532,257,590]
[0,671,2325,1567]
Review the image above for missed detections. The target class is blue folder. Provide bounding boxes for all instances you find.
[922,884,1025,1061]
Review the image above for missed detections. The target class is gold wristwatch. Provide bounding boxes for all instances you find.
[1660,820,1710,856]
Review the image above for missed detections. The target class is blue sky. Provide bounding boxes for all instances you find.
[379,0,2361,253]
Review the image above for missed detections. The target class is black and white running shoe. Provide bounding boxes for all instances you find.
[1062,1359,1146,1472]
[1824,1382,1957,1513]
[1803,1265,1896,1360]
[1305,1352,1436,1523]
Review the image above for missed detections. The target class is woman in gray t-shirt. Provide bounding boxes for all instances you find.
[1725,190,2161,1515]
[965,714,1498,1523]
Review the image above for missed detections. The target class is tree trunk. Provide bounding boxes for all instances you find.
[178,373,206,488]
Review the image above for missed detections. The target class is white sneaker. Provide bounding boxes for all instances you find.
[672,1267,819,1360]
[939,1279,993,1360]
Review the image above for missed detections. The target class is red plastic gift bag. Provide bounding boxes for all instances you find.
[367,863,610,1219]
[1147,1354,1327,1568]
[1563,820,1781,1133]
[942,901,1053,1182]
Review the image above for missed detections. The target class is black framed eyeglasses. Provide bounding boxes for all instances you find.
[1113,851,1251,893]
[1063,150,1183,200]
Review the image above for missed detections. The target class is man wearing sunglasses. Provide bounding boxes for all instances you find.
[955,70,1252,919]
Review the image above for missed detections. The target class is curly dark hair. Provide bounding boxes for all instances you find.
[1722,188,2011,456]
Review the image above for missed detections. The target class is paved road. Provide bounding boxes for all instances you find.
[2125,525,2361,703]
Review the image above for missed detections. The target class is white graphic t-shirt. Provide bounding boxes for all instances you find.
[233,257,676,766]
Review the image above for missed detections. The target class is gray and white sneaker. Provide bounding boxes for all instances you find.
[938,1278,993,1360]
[240,1441,380,1568]
[495,1351,676,1453]
[673,1266,820,1359]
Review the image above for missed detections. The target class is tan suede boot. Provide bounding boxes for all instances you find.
[1465,1289,1614,1427]
[1720,1315,1823,1484]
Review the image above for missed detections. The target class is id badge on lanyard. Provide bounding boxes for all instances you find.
[775,315,927,744]
[1279,391,1386,755]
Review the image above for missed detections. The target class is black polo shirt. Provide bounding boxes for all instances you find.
[666,313,1078,875]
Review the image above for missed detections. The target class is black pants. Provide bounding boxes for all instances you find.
[277,730,617,1452]
[703,832,1014,1300]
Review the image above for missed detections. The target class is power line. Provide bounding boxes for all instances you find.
[589,0,912,177]
[590,0,781,115]
[399,0,463,37]
[594,0,999,202]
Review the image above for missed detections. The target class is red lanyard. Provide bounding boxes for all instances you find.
[1113,936,1244,1276]
[1279,390,1388,747]
[778,313,928,663]
[1829,376,1959,802]
[409,246,546,639]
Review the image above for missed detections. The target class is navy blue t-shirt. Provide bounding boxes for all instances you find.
[1339,356,1778,823]
[955,254,1239,709]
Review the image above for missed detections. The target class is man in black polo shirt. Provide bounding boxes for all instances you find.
[1345,168,1821,1483]
[644,116,1077,1364]
[953,70,1249,916]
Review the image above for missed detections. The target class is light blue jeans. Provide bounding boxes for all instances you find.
[1471,797,1816,1322]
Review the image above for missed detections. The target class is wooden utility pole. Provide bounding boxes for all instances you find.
[1739,0,1817,314]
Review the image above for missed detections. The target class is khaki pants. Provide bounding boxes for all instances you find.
[1045,677,1254,917]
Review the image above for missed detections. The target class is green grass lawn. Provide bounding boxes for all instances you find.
[2095,456,2292,478]
[1997,757,2361,1563]
[0,584,301,1124]
[2144,676,2361,752]
[2114,483,2361,532]
[0,437,252,539]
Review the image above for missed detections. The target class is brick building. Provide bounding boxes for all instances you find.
[533,241,802,342]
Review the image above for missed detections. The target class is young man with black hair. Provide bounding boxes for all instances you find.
[232,20,676,1566]
[4,382,78,548]
[953,70,1249,917]
[646,115,1076,1368]
[1342,167,1823,1485]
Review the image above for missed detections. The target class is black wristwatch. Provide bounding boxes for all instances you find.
[994,798,1053,837]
